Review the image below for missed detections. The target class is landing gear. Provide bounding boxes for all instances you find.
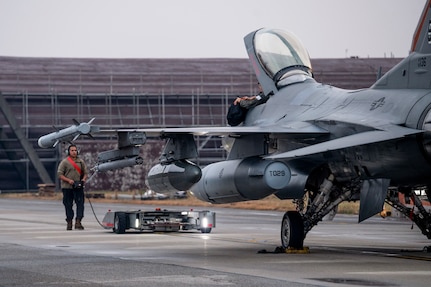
[386,187,431,239]
[281,171,358,250]
[281,211,304,249]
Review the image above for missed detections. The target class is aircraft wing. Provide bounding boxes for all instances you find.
[38,119,330,149]
[265,125,422,160]
[99,121,329,137]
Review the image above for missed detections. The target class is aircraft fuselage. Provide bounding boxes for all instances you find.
[246,79,431,187]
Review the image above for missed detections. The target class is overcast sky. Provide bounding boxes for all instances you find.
[0,0,426,59]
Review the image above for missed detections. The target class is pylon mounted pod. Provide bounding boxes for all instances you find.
[147,159,202,193]
[95,146,143,172]
[118,131,146,148]
[97,147,140,163]
[95,156,144,172]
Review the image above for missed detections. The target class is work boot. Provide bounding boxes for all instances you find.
[66,219,73,231]
[75,218,84,230]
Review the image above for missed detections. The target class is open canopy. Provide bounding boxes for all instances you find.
[253,29,312,84]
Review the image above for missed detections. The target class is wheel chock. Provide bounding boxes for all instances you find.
[285,246,310,254]
[257,246,310,254]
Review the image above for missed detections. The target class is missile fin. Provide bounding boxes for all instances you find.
[86,134,95,140]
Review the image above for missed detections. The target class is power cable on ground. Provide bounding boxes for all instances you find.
[84,170,108,229]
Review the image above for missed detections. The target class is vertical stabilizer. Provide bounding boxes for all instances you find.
[373,1,431,90]
[411,0,431,54]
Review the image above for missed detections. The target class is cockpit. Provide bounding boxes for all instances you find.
[253,29,313,87]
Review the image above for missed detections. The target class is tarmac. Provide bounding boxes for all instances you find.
[0,197,430,287]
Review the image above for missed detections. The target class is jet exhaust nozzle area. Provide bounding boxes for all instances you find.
[191,157,292,204]
[147,160,202,193]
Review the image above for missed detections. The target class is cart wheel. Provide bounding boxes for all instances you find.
[113,212,127,234]
[200,228,212,234]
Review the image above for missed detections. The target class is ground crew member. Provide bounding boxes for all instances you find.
[58,144,88,230]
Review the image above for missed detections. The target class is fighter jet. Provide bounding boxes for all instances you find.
[39,1,431,249]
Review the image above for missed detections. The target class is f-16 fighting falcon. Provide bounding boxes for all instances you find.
[39,1,431,250]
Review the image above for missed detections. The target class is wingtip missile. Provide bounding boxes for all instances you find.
[38,118,99,148]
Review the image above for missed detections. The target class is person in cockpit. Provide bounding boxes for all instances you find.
[233,82,269,109]
[227,82,270,126]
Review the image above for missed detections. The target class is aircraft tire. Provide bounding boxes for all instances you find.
[281,211,304,249]
[113,212,127,234]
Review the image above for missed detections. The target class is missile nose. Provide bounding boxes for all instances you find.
[37,137,45,148]
[38,135,52,148]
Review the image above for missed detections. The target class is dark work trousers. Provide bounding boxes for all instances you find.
[62,188,85,221]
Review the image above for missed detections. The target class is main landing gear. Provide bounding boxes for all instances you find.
[279,173,357,251]
[281,211,305,249]
[280,181,431,252]
[386,187,431,240]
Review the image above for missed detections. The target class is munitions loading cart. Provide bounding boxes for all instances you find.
[102,208,216,234]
